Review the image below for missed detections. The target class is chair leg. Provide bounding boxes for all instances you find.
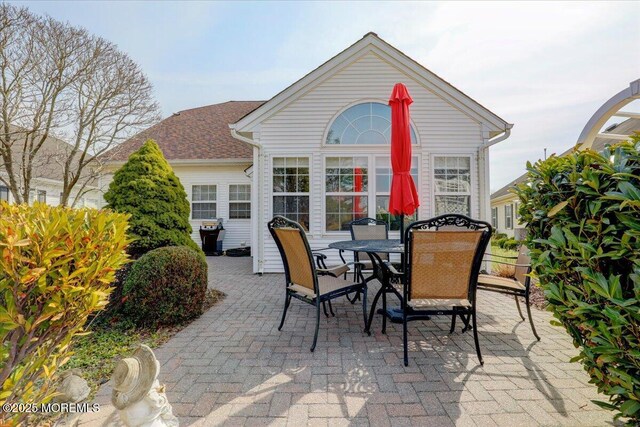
[461,314,471,333]
[525,292,541,341]
[471,308,483,365]
[449,309,457,334]
[514,295,525,321]
[403,309,409,367]
[328,300,335,317]
[365,287,384,335]
[322,301,329,317]
[381,290,387,334]
[361,286,368,330]
[278,294,291,331]
[311,301,321,352]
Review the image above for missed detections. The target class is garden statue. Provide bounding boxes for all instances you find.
[54,369,91,427]
[111,345,178,427]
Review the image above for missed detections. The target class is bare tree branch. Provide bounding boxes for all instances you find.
[0,4,160,206]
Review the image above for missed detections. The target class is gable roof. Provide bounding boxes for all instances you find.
[104,101,264,163]
[232,32,512,138]
[491,117,640,201]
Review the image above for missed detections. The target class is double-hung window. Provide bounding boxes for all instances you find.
[325,157,368,231]
[273,157,310,230]
[433,156,471,216]
[229,184,251,219]
[375,156,418,230]
[505,204,513,229]
[491,207,498,229]
[192,185,217,220]
[37,190,46,204]
[0,186,8,202]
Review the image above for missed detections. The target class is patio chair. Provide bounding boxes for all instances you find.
[477,245,540,340]
[349,217,389,282]
[371,214,491,366]
[268,216,369,352]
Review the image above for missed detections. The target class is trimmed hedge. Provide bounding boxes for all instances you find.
[515,135,640,423]
[122,246,207,327]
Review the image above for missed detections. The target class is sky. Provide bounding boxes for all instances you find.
[16,1,640,191]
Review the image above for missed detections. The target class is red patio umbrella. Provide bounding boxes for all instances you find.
[388,83,419,242]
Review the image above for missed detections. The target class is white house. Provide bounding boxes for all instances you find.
[0,131,100,208]
[100,32,513,273]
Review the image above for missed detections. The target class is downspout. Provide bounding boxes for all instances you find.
[478,125,512,221]
[230,127,265,275]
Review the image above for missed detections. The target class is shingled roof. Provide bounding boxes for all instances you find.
[491,117,640,200]
[104,101,264,162]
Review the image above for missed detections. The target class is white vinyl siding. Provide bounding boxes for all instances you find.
[255,51,485,272]
[99,164,253,251]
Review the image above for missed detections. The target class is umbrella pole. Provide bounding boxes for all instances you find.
[400,214,405,243]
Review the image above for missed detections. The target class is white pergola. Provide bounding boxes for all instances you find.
[577,79,640,149]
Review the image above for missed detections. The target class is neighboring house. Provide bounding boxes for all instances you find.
[98,101,265,250]
[100,32,513,273]
[0,129,100,207]
[490,116,640,239]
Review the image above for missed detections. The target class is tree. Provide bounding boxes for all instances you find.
[104,139,201,257]
[0,4,159,206]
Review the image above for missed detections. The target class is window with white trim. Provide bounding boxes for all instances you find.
[192,185,217,220]
[514,202,520,224]
[0,186,9,202]
[375,156,418,231]
[37,190,46,204]
[229,184,251,219]
[326,102,417,145]
[505,204,513,229]
[325,157,368,231]
[273,157,310,230]
[491,207,498,229]
[433,156,471,216]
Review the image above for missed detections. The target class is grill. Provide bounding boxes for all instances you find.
[199,219,225,256]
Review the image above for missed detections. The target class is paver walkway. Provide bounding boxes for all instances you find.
[80,257,619,427]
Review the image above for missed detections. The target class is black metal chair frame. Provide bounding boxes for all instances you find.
[479,250,540,341]
[366,214,492,366]
[268,216,369,352]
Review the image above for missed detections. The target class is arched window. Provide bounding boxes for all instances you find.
[326,102,417,145]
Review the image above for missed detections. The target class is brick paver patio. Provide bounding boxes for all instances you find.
[80,257,619,426]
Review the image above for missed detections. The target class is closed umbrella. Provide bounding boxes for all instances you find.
[388,83,419,242]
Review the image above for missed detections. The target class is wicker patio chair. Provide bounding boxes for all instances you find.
[370,214,492,366]
[268,216,369,352]
[477,245,540,340]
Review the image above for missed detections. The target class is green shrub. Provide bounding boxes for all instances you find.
[515,135,640,423]
[122,246,207,327]
[493,237,507,248]
[0,202,130,426]
[492,232,508,241]
[502,238,520,251]
[104,139,201,257]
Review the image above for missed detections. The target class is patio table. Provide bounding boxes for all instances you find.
[328,239,406,332]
